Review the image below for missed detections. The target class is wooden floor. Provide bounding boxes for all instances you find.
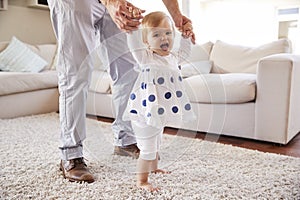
[164,127,300,158]
[92,116,300,158]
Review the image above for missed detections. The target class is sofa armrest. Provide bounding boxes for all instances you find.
[255,53,300,144]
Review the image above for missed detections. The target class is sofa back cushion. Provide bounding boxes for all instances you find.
[0,37,57,71]
[210,39,291,74]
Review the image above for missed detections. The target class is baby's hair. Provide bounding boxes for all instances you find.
[141,11,175,44]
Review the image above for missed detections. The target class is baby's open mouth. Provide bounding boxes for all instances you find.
[160,43,169,51]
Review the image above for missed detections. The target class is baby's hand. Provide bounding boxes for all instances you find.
[182,22,195,44]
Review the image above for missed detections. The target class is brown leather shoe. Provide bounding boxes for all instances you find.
[114,144,140,159]
[60,158,95,183]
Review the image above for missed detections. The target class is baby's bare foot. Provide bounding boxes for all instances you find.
[137,182,160,192]
[152,169,171,174]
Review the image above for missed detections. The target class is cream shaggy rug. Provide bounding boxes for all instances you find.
[0,113,299,200]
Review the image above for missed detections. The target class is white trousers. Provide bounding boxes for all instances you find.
[131,121,163,161]
[48,0,138,160]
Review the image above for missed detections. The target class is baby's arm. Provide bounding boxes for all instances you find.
[177,36,193,64]
[127,29,146,64]
[176,22,195,64]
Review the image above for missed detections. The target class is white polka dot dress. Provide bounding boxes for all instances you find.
[126,64,195,127]
[125,32,196,127]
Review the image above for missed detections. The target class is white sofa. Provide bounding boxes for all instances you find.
[1,37,300,145]
[86,39,300,145]
[0,39,59,119]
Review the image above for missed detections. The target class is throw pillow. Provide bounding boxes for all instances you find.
[0,42,9,53]
[173,31,213,62]
[181,60,212,78]
[0,37,48,73]
[49,46,58,70]
[187,42,213,62]
[210,39,291,74]
[33,44,57,71]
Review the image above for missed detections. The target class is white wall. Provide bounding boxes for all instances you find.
[1,0,299,49]
[129,0,183,16]
[1,0,181,44]
[189,0,300,48]
[0,1,56,44]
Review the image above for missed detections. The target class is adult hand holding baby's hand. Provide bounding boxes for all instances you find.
[103,0,145,32]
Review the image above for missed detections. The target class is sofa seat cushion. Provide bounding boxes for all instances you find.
[89,70,112,94]
[0,71,58,96]
[184,73,256,104]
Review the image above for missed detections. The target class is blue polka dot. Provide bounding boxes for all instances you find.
[165,92,171,99]
[147,112,151,117]
[148,95,156,102]
[146,68,150,72]
[170,77,174,83]
[130,110,137,114]
[141,82,146,89]
[185,103,191,111]
[178,76,182,82]
[172,106,179,113]
[158,108,164,115]
[157,77,164,85]
[153,79,156,85]
[142,99,146,107]
[178,65,182,70]
[176,91,182,98]
[130,93,136,100]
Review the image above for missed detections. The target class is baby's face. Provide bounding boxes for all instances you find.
[146,18,174,56]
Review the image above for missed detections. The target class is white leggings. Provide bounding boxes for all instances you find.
[131,121,164,161]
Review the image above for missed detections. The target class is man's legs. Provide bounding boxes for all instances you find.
[98,9,139,156]
[48,0,105,182]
